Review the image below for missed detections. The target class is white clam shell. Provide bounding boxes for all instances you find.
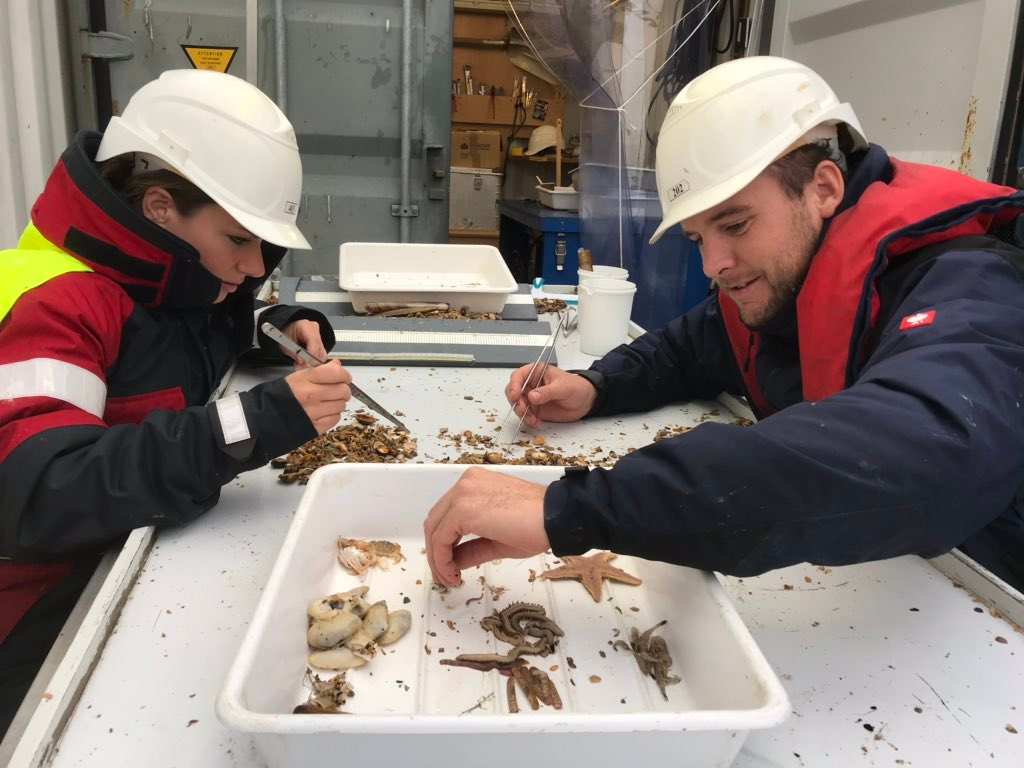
[308,647,367,670]
[307,586,371,621]
[307,611,362,649]
[379,610,411,646]
[360,601,390,641]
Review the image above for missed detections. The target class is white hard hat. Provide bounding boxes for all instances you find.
[649,56,868,245]
[96,69,310,250]
[525,124,562,156]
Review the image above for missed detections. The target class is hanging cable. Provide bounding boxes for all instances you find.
[645,0,718,147]
[712,0,736,55]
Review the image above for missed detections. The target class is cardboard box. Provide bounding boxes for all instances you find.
[451,129,502,170]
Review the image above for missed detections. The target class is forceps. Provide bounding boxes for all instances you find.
[260,322,408,432]
[497,312,567,451]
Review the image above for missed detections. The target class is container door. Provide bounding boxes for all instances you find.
[64,0,453,275]
[764,0,1022,184]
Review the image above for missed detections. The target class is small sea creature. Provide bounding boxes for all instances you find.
[538,551,642,602]
[337,537,406,576]
[292,669,354,715]
[612,620,680,700]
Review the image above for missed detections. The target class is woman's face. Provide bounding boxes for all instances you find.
[142,188,265,303]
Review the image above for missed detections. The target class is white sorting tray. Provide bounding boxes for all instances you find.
[217,465,789,768]
[338,242,518,313]
[536,183,580,210]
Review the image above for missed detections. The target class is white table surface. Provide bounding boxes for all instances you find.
[13,318,1024,767]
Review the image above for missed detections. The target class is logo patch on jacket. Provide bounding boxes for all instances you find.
[899,310,936,331]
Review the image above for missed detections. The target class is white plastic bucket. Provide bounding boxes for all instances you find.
[577,266,629,335]
[579,278,637,356]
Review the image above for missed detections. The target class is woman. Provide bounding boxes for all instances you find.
[0,69,353,735]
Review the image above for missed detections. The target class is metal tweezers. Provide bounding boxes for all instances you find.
[260,322,408,432]
[498,312,567,451]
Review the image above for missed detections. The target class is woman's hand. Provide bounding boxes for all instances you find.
[285,361,352,433]
[280,319,328,369]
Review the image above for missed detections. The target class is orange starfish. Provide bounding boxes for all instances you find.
[538,552,642,602]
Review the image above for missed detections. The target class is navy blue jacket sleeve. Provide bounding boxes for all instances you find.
[583,294,745,417]
[545,249,1024,575]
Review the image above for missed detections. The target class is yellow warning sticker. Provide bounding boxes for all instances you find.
[180,45,238,74]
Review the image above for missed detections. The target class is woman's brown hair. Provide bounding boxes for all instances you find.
[99,155,214,216]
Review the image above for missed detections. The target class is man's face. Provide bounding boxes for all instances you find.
[682,170,824,328]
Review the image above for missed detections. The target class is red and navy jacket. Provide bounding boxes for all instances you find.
[546,146,1024,589]
[0,132,333,642]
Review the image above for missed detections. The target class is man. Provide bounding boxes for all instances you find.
[424,56,1024,592]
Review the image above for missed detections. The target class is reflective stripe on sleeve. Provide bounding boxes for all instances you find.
[0,358,107,418]
[253,305,274,346]
[215,393,251,445]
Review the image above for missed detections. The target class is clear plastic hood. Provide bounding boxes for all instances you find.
[506,0,719,329]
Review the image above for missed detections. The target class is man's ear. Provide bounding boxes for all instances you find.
[809,160,845,219]
[140,186,179,226]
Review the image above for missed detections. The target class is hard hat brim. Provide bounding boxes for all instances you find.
[226,202,312,250]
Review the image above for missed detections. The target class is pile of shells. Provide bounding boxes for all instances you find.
[403,308,500,320]
[450,445,590,467]
[306,585,411,670]
[533,298,568,314]
[273,419,418,484]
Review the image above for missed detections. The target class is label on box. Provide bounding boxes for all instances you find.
[451,130,502,170]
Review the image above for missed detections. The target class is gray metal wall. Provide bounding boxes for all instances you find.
[66,0,453,276]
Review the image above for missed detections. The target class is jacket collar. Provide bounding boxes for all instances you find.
[31,131,284,309]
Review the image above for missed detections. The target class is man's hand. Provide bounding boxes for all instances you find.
[505,364,598,429]
[285,361,352,433]
[424,467,549,586]
[281,319,328,369]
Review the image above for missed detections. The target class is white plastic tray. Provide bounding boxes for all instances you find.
[536,183,579,210]
[338,242,517,313]
[217,465,789,768]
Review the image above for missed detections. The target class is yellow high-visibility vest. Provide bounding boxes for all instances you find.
[0,224,93,323]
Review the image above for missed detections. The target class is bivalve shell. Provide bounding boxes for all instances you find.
[379,609,412,645]
[308,647,367,670]
[307,612,362,649]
